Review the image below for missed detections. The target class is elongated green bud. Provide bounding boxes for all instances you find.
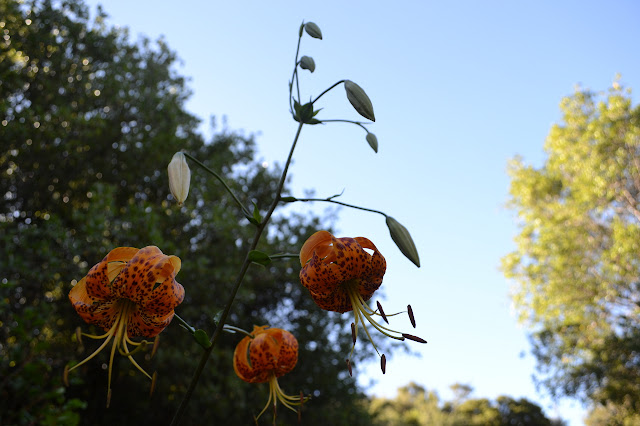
[366,132,378,153]
[167,152,191,205]
[386,216,420,267]
[304,22,322,39]
[344,80,375,122]
[299,55,316,73]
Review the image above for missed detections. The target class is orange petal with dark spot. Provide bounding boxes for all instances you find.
[69,246,183,336]
[299,230,334,266]
[233,326,299,384]
[299,232,386,313]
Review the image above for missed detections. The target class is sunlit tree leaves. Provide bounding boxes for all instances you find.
[503,84,640,417]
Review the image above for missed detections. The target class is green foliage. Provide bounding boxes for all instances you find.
[0,0,385,424]
[586,400,640,426]
[370,383,449,425]
[502,84,640,416]
[369,383,560,426]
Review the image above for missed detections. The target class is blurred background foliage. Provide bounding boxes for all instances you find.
[369,383,561,426]
[0,0,376,424]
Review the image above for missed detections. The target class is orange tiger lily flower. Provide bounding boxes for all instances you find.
[65,246,184,407]
[299,231,426,374]
[233,325,310,422]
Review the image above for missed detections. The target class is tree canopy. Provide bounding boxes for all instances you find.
[369,383,561,425]
[0,1,380,424]
[503,84,640,418]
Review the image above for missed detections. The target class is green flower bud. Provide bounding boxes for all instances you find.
[386,216,420,267]
[167,152,190,205]
[299,55,316,73]
[304,22,323,39]
[344,80,375,122]
[366,132,378,153]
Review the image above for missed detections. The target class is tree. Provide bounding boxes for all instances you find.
[586,401,640,426]
[369,383,559,426]
[369,383,451,425]
[502,83,640,416]
[1,0,388,424]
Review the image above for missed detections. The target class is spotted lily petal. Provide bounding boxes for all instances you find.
[299,231,386,313]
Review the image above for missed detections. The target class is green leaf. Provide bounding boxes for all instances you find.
[293,101,322,124]
[194,329,212,349]
[248,250,272,266]
[280,196,298,202]
[247,201,262,225]
[212,310,223,326]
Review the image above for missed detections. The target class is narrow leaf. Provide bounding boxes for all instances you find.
[194,329,212,349]
[248,250,272,266]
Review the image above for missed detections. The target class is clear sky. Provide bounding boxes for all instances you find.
[83,1,640,424]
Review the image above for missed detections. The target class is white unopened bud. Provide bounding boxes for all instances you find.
[299,55,316,73]
[168,152,190,205]
[386,216,420,267]
[304,22,323,40]
[365,132,378,153]
[344,80,375,122]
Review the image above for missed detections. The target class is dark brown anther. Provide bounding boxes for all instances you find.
[407,304,416,328]
[377,301,389,324]
[346,358,353,377]
[298,394,304,424]
[151,335,160,359]
[381,354,387,374]
[75,327,84,353]
[402,333,427,344]
[149,371,157,397]
[351,322,357,344]
[63,365,70,387]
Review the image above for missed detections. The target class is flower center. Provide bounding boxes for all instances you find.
[66,297,155,407]
[254,373,309,422]
[343,278,406,368]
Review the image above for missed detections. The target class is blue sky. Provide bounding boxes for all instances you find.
[84,1,640,424]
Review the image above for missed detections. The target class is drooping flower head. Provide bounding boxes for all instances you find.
[299,231,426,374]
[233,325,309,422]
[65,246,184,407]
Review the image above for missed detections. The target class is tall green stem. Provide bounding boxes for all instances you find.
[170,121,304,426]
